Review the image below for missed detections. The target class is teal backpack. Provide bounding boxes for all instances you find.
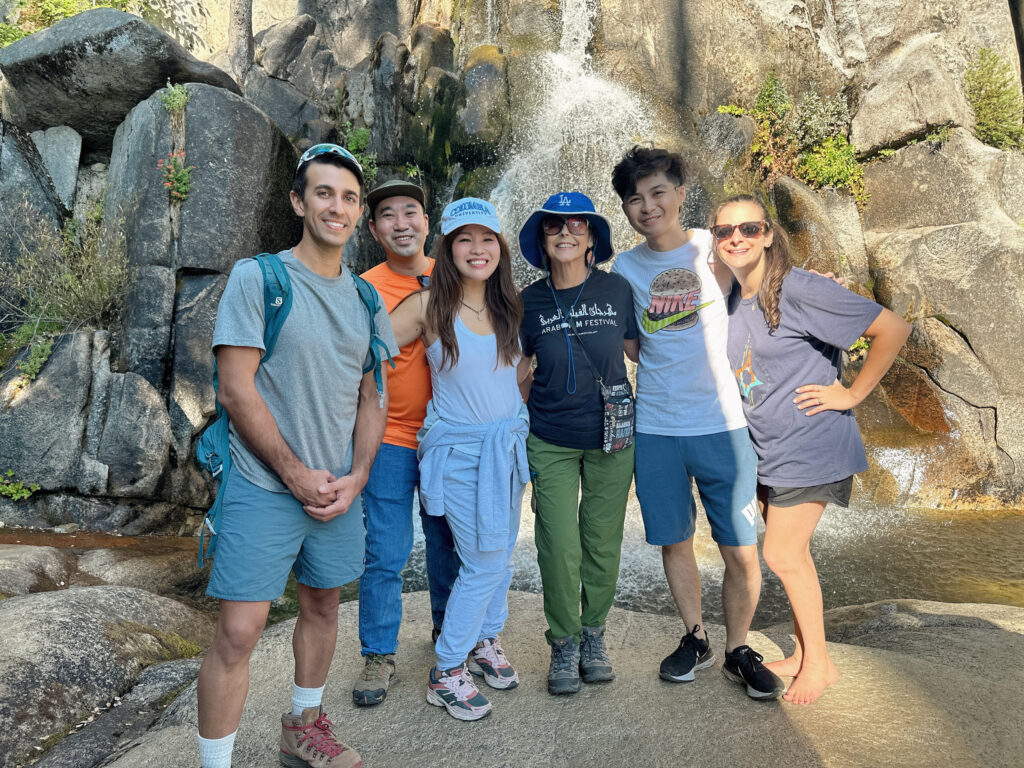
[195,252,394,566]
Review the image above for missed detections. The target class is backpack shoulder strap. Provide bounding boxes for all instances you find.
[197,252,292,568]
[351,273,395,406]
[251,252,293,363]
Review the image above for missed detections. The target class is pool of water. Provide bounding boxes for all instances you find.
[3,492,1020,630]
[404,488,1024,629]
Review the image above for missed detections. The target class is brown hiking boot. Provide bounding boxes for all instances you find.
[279,706,361,768]
[352,653,396,706]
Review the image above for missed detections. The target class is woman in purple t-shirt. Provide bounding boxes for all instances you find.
[710,195,911,705]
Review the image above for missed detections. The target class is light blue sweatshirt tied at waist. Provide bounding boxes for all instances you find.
[417,399,530,552]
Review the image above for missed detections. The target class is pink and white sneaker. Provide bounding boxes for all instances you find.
[426,665,493,721]
[467,636,520,690]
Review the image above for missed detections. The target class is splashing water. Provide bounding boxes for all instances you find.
[489,0,655,283]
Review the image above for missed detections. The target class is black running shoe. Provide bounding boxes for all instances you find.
[659,624,714,682]
[722,645,785,700]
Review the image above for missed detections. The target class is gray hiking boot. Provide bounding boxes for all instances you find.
[579,625,614,683]
[547,636,581,695]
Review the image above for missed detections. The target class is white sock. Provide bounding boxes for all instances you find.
[291,683,325,716]
[197,731,235,768]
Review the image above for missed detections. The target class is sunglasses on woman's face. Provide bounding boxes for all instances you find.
[710,221,769,240]
[542,215,590,236]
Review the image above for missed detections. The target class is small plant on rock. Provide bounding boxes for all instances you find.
[0,22,27,47]
[340,121,378,186]
[797,135,867,205]
[792,89,850,149]
[0,470,40,501]
[13,336,54,382]
[158,80,190,114]
[749,69,799,186]
[158,149,195,203]
[0,203,130,379]
[965,48,1024,150]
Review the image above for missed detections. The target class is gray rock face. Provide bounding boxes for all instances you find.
[102,591,1024,768]
[0,545,74,596]
[0,118,65,266]
[254,13,344,102]
[850,36,972,153]
[0,585,211,768]
[410,23,454,81]
[76,547,197,595]
[119,266,175,391]
[96,374,173,498]
[699,112,755,179]
[243,67,322,139]
[0,493,189,534]
[846,0,1019,153]
[105,82,300,276]
[863,129,1024,502]
[0,333,92,491]
[0,8,240,152]
[299,0,417,68]
[72,163,108,225]
[29,126,81,210]
[596,0,845,124]
[454,45,509,163]
[773,175,870,291]
[33,658,202,768]
[245,14,343,142]
[76,330,172,500]
[167,274,227,510]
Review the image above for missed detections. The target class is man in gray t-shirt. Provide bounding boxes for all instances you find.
[196,145,397,768]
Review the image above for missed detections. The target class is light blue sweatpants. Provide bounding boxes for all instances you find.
[433,446,524,670]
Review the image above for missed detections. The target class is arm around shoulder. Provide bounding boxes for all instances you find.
[390,290,430,348]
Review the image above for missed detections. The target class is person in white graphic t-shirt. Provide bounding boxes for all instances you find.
[610,146,784,700]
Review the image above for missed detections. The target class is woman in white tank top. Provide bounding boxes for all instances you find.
[390,198,531,722]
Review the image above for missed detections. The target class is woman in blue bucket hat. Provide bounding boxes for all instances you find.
[518,191,639,694]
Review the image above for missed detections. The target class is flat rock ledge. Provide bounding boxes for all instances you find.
[105,592,1023,768]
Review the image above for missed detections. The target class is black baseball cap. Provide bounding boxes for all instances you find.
[367,179,426,218]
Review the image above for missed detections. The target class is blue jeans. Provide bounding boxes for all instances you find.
[359,443,460,656]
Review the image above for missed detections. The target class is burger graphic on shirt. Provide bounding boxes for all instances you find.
[642,268,713,333]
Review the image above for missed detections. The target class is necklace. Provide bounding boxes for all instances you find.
[460,300,485,319]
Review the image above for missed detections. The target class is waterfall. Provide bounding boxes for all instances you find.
[485,0,498,43]
[489,0,656,282]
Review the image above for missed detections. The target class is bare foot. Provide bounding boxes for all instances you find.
[765,655,801,678]
[782,661,839,705]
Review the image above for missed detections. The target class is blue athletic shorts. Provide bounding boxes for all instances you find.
[634,428,759,547]
[206,470,365,602]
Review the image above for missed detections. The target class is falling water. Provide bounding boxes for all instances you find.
[489,0,655,283]
[485,0,498,43]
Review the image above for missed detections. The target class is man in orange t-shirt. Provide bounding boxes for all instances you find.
[352,180,460,707]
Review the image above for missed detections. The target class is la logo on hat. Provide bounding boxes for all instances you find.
[558,194,572,207]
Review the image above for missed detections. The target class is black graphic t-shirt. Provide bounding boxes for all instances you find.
[520,269,638,449]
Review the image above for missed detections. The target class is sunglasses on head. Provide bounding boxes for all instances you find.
[541,215,590,236]
[295,143,364,175]
[710,221,769,240]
